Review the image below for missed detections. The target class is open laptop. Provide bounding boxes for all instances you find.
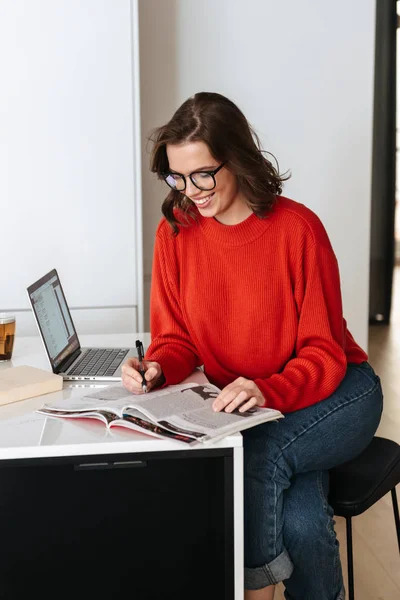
[27,269,137,381]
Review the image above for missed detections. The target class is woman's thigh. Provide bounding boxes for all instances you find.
[244,362,383,476]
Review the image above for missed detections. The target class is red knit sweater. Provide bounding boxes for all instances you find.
[146,196,367,414]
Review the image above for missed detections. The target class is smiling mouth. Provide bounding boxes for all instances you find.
[192,192,214,206]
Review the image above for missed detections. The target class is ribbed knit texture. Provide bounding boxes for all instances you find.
[146,196,368,413]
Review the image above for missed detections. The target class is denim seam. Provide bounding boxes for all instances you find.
[272,461,278,558]
[360,371,380,385]
[263,563,278,585]
[316,471,341,593]
[316,470,328,513]
[351,361,380,386]
[244,549,294,588]
[280,379,381,454]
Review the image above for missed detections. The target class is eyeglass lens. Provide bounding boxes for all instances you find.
[165,172,215,191]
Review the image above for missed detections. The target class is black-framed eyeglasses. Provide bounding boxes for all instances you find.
[163,163,225,192]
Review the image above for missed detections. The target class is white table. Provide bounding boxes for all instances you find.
[0,334,244,599]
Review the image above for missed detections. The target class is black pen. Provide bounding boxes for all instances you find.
[135,339,147,393]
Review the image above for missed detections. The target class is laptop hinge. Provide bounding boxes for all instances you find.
[56,347,82,374]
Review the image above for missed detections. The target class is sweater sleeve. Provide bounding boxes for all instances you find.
[145,227,202,385]
[254,241,348,413]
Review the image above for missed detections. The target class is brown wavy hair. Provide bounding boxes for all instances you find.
[149,92,290,234]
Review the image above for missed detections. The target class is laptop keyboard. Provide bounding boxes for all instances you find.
[68,348,129,377]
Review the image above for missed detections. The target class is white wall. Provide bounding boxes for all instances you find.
[0,0,143,335]
[397,23,400,262]
[139,0,376,351]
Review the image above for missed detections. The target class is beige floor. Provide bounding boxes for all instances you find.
[275,266,400,599]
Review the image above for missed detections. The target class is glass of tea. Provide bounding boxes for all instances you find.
[0,313,16,361]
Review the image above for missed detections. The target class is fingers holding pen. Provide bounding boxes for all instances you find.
[121,358,164,394]
[142,361,166,391]
[141,360,166,391]
[121,358,143,394]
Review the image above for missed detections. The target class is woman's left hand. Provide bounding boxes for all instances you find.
[212,377,266,413]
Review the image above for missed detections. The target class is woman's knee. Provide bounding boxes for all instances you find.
[243,426,291,478]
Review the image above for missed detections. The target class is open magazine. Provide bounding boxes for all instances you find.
[37,381,283,445]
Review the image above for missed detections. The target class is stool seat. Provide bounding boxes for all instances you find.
[328,436,400,600]
[329,436,400,517]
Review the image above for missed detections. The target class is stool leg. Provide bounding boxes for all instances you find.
[391,487,400,554]
[345,516,355,600]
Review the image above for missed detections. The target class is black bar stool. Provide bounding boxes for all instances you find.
[329,436,400,600]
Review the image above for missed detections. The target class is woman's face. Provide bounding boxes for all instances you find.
[166,141,252,225]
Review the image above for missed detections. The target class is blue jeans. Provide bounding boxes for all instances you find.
[242,362,383,599]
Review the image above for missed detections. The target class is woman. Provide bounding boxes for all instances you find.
[121,92,383,600]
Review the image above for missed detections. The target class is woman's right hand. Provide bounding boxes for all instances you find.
[121,358,165,394]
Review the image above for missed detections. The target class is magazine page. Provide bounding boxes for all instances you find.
[37,380,283,444]
[165,405,284,444]
[127,383,221,421]
[112,409,197,445]
[38,407,117,426]
[36,381,206,430]
[126,384,283,442]
[36,385,137,418]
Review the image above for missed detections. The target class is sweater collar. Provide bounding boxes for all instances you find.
[197,210,275,246]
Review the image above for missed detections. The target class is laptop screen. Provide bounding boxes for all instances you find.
[27,269,80,370]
